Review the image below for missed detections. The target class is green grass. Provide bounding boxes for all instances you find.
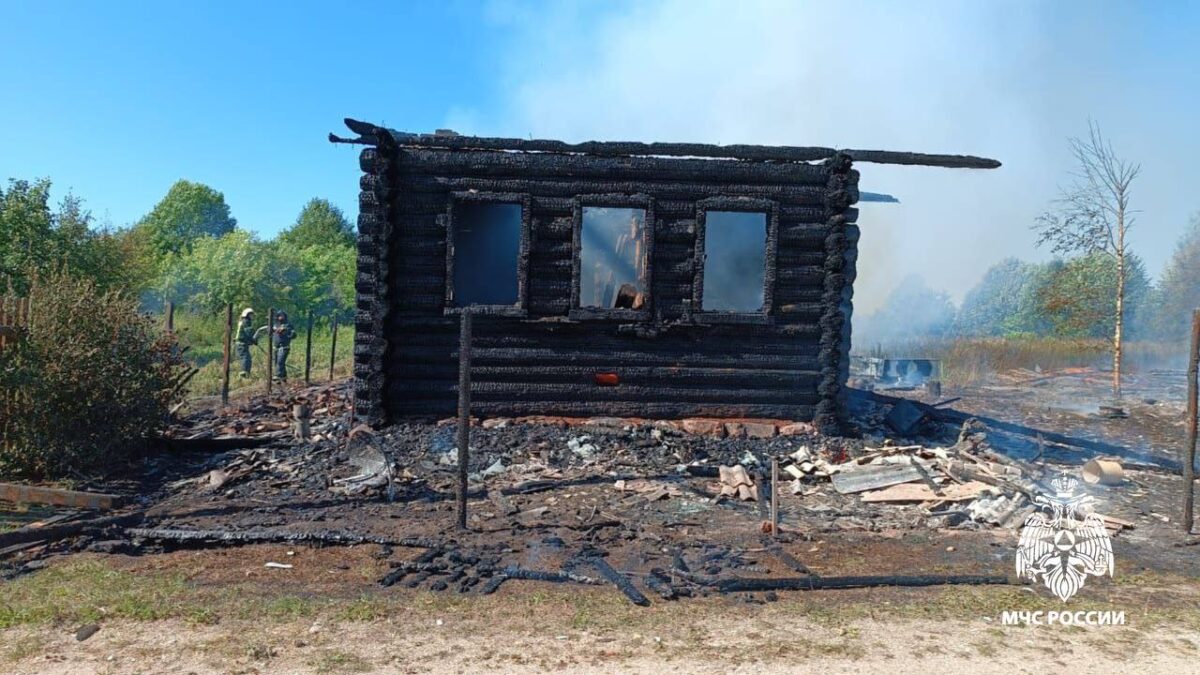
[309,649,375,674]
[170,311,354,398]
[4,558,1199,640]
[870,337,1183,387]
[0,560,192,628]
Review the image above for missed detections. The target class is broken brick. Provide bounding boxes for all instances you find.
[680,419,726,438]
[779,422,816,436]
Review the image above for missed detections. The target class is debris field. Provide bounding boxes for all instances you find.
[4,366,1196,605]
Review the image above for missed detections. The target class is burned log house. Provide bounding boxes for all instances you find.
[332,119,999,432]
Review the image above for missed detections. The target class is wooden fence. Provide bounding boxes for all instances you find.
[198,304,343,405]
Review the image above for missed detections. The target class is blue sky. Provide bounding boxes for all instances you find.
[3,1,1198,311]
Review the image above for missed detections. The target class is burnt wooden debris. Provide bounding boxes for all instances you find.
[336,119,999,432]
[126,527,435,549]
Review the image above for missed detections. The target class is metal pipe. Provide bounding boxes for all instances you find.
[456,310,473,530]
[220,304,232,406]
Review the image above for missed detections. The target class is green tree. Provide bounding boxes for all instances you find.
[135,180,237,257]
[1154,214,1200,340]
[954,258,1054,337]
[0,178,136,294]
[1033,121,1139,396]
[0,178,56,289]
[278,198,354,249]
[159,230,276,313]
[1037,252,1151,339]
[274,240,356,317]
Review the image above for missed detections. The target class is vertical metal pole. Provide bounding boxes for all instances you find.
[266,307,274,394]
[165,301,174,333]
[304,311,314,385]
[1184,309,1200,533]
[329,316,339,381]
[456,310,473,530]
[770,458,779,538]
[221,304,232,406]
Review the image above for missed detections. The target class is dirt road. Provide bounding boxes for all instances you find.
[2,550,1198,674]
[4,609,1197,674]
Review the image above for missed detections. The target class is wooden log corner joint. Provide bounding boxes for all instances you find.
[332,119,999,432]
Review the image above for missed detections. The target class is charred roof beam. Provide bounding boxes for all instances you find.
[331,119,1001,170]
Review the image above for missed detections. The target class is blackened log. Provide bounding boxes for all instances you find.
[392,239,446,257]
[395,148,830,185]
[480,574,509,595]
[387,348,822,370]
[715,574,1011,593]
[348,120,1001,168]
[532,241,573,257]
[390,365,823,388]
[655,221,696,244]
[843,149,1000,169]
[589,556,651,607]
[385,320,826,346]
[379,567,407,588]
[644,572,678,600]
[778,224,833,248]
[772,290,827,305]
[494,565,603,585]
[356,121,838,162]
[776,266,829,282]
[391,382,822,405]
[405,571,432,588]
[403,175,837,205]
[126,527,434,549]
[389,400,815,421]
[0,512,145,550]
[388,559,451,569]
[537,217,573,239]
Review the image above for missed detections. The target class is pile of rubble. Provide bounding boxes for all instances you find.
[156,386,1134,542]
[166,381,354,445]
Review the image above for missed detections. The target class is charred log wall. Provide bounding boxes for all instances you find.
[357,143,859,429]
[352,138,397,426]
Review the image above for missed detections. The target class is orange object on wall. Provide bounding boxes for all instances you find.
[594,373,619,386]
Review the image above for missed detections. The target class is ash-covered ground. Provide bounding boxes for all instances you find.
[4,367,1198,604]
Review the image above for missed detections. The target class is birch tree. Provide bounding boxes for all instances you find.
[1033,121,1139,397]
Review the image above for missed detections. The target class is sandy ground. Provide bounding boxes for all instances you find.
[2,547,1198,675]
[3,610,1197,674]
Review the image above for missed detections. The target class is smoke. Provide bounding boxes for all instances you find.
[854,274,957,349]
[455,0,1200,317]
[702,211,766,312]
[580,207,647,308]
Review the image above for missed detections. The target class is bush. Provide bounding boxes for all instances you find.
[0,270,187,478]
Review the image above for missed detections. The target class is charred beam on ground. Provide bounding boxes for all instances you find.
[589,555,651,607]
[715,574,1011,593]
[126,527,436,549]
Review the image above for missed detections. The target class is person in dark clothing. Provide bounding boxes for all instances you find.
[234,307,259,377]
[272,311,297,382]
